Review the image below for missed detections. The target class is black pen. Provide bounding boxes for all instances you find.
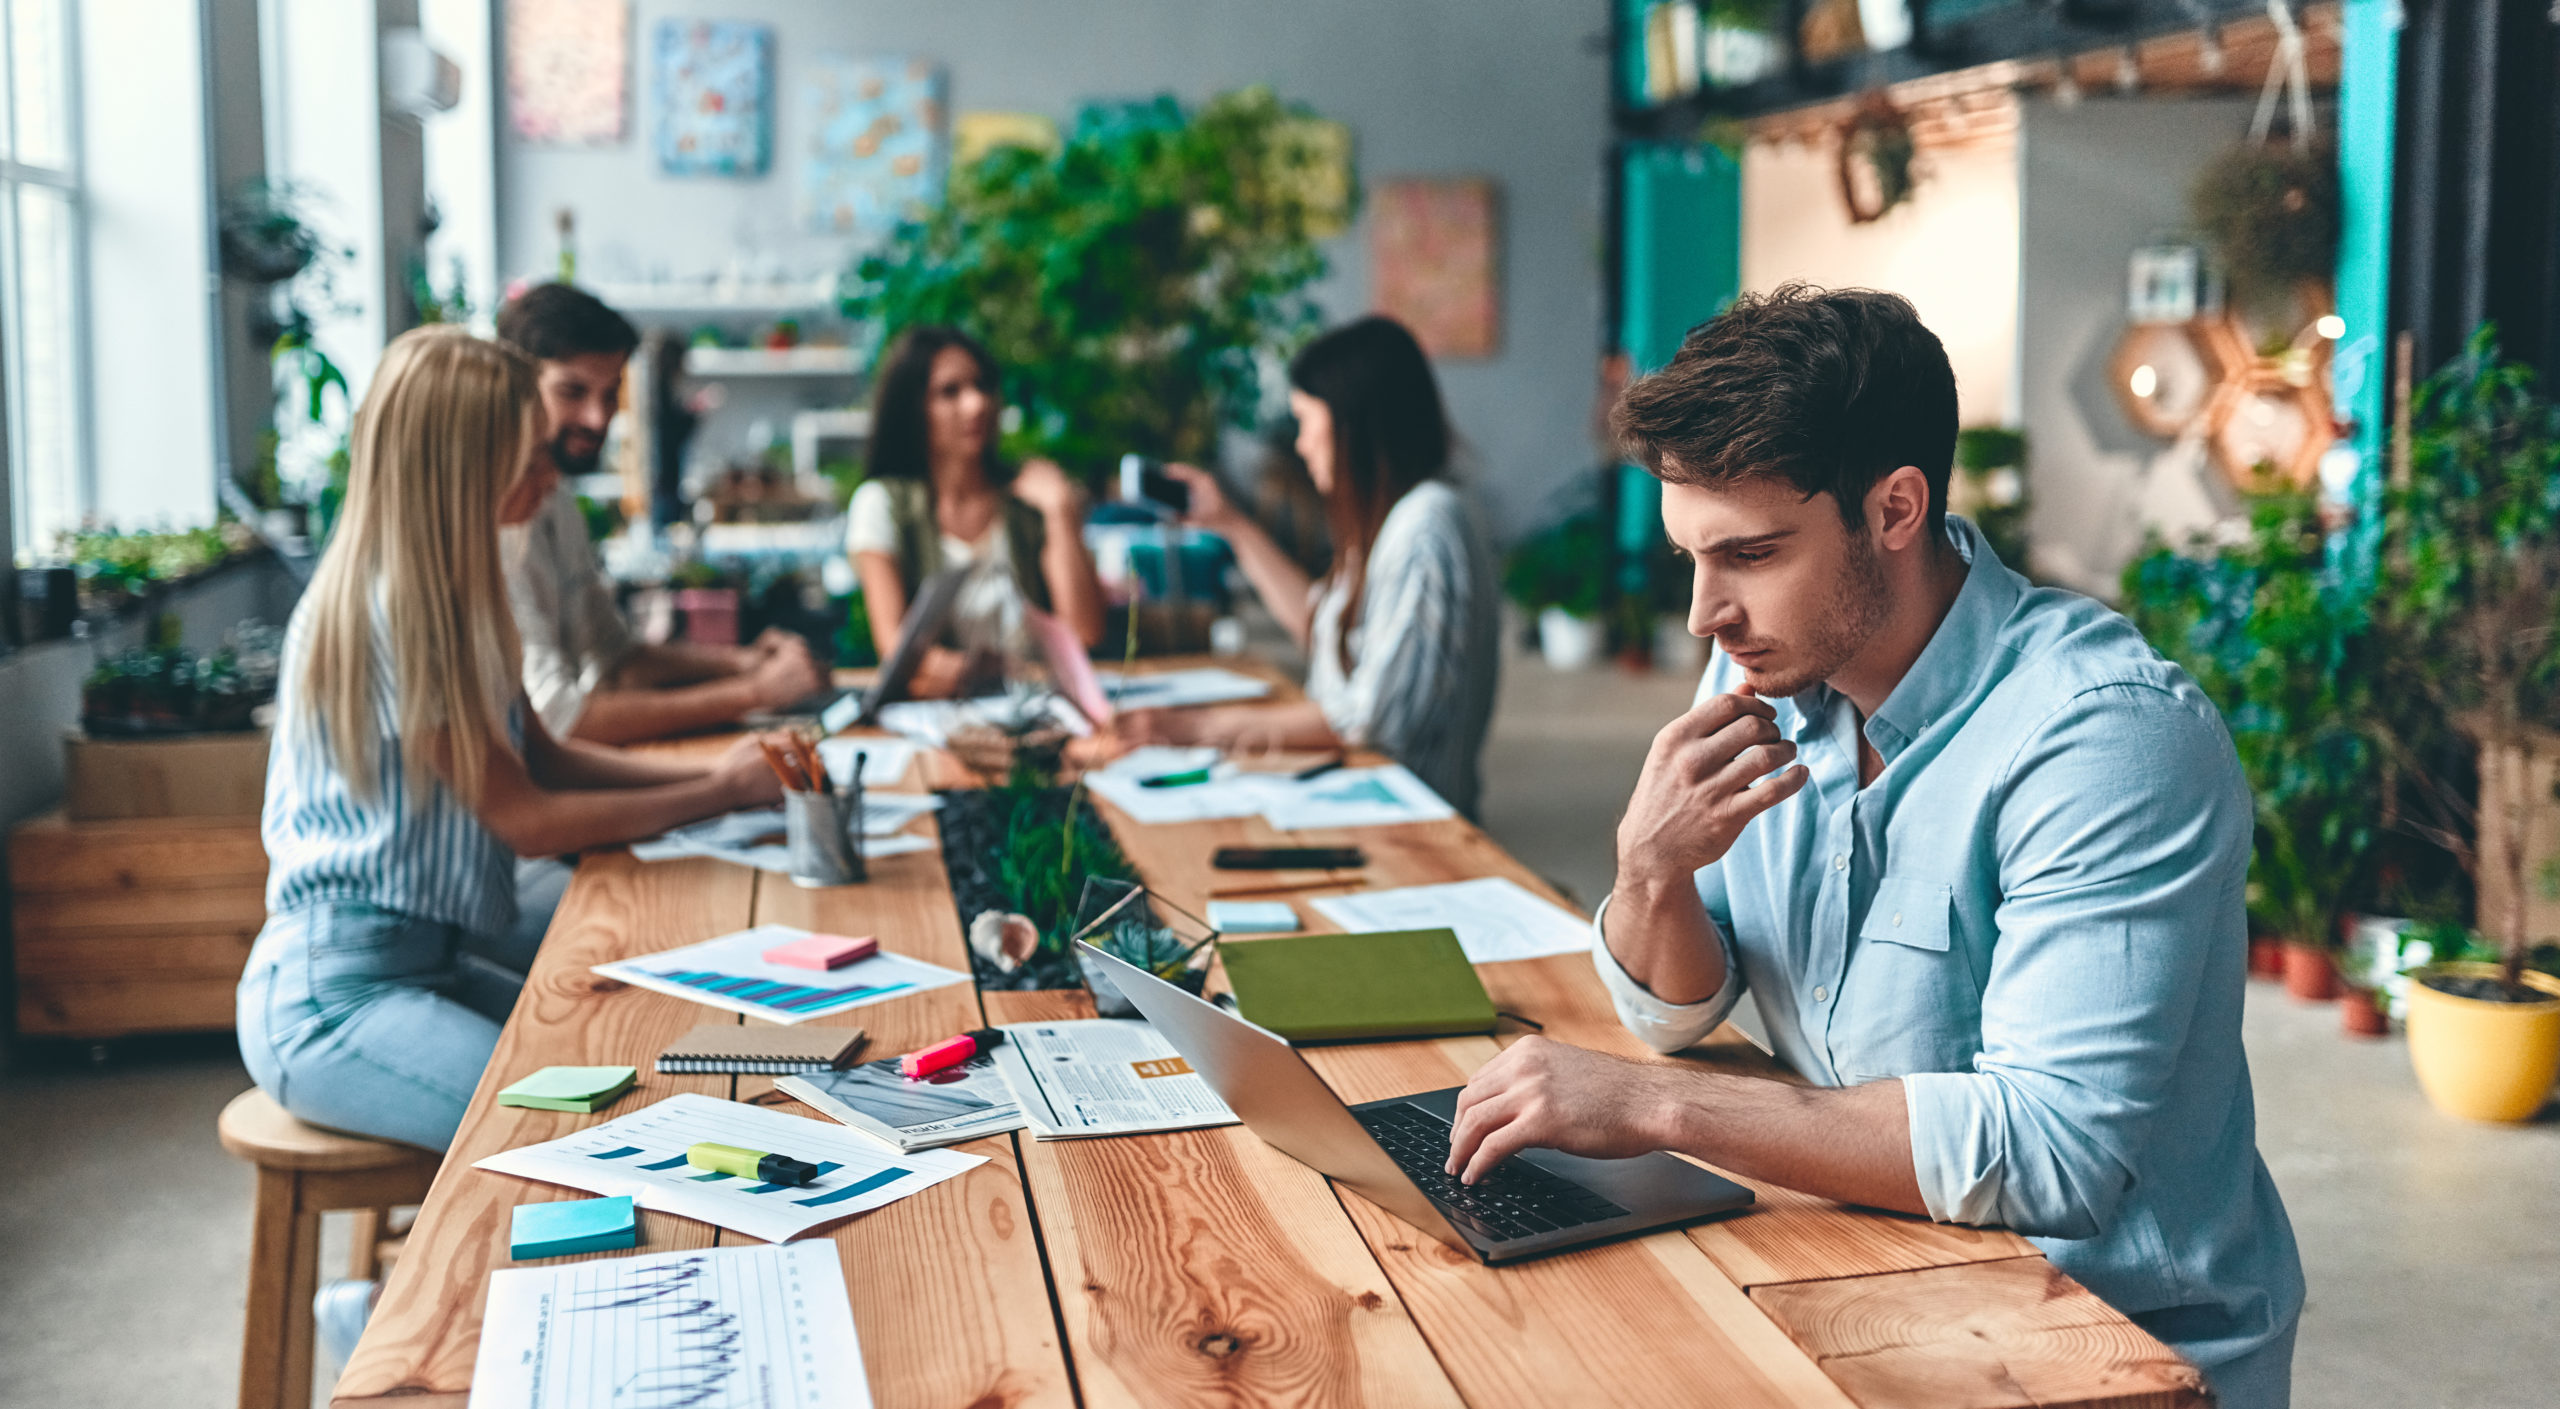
[1293,755,1346,782]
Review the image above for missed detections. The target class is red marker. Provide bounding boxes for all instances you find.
[898,1028,1006,1079]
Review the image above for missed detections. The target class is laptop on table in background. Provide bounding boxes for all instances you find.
[1076,941,1753,1264]
[751,567,969,731]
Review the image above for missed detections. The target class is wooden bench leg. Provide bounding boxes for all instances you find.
[237,1166,322,1409]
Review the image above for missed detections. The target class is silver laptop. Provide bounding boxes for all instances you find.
[1077,941,1753,1264]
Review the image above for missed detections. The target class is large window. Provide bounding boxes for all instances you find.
[0,0,84,562]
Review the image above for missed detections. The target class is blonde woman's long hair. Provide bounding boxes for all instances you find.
[299,326,539,809]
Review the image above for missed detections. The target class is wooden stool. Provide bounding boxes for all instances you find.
[217,1090,441,1409]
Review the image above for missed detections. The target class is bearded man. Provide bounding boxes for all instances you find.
[1443,285,2303,1407]
[494,283,824,744]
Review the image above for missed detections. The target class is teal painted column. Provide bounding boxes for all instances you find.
[1618,143,1741,588]
[2334,0,2400,588]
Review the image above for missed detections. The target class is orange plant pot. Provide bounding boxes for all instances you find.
[2283,942,2338,1002]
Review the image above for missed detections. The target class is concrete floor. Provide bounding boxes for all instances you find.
[2,649,2552,1407]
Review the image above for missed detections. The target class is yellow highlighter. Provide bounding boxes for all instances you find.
[685,1141,821,1186]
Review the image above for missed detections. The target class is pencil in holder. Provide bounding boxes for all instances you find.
[784,788,860,888]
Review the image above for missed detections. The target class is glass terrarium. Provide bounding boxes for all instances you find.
[1068,877,1218,1018]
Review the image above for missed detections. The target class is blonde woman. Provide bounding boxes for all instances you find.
[238,327,783,1153]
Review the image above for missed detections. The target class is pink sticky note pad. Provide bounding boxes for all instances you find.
[763,933,879,971]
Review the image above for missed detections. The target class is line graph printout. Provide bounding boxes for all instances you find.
[476,1093,984,1242]
[467,1242,872,1409]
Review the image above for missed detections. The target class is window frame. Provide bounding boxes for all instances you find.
[0,0,92,562]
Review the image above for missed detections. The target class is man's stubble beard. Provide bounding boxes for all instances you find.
[550,430,603,477]
[1746,530,1891,699]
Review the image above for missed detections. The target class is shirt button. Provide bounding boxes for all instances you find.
[1813,986,1831,1002]
[1892,913,1903,927]
[1832,854,1848,872]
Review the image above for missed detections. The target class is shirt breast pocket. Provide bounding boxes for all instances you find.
[1835,877,1978,1081]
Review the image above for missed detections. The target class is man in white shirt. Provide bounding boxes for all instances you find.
[495,284,824,743]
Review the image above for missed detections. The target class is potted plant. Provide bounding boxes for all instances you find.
[1504,514,1609,670]
[1950,426,2030,570]
[846,87,1346,479]
[1067,878,1217,1018]
[2369,330,2560,1119]
[2124,491,2378,999]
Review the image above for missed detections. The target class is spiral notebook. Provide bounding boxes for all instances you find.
[655,1025,868,1075]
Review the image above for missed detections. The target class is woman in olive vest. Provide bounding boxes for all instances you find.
[845,327,1104,695]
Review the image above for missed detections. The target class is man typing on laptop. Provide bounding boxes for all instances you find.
[1441,286,2303,1408]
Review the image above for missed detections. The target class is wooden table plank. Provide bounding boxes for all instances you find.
[986,988,1466,1409]
[335,853,754,1403]
[749,805,1076,1409]
[1749,1258,2210,1409]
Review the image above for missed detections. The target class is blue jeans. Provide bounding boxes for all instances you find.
[236,903,532,1152]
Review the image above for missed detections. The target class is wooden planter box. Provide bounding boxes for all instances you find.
[10,811,266,1039]
[62,728,269,821]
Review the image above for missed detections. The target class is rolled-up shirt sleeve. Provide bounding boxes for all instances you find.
[1591,879,1746,1054]
[1903,682,2248,1238]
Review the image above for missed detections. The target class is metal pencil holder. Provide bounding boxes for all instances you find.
[784,788,861,888]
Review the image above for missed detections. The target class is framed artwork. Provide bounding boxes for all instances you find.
[506,0,627,145]
[654,20,773,178]
[799,56,948,238]
[1371,178,1501,360]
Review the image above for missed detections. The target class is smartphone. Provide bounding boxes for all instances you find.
[1212,846,1367,870]
[1118,453,1191,516]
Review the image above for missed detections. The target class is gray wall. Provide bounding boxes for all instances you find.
[495,0,1613,539]
[2016,96,2257,595]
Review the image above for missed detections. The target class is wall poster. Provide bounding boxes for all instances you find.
[1371,177,1502,360]
[506,0,627,145]
[654,19,773,178]
[799,55,948,238]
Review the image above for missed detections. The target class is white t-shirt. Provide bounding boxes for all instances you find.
[502,485,635,737]
[844,478,1028,654]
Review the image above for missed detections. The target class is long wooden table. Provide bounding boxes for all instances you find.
[335,663,2207,1409]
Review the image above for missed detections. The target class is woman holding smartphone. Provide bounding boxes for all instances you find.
[240,327,785,1153]
[1133,316,1500,816]
[845,326,1105,695]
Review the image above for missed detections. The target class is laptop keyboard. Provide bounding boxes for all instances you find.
[1356,1102,1629,1243]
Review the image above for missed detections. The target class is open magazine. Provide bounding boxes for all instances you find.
[777,1050,1025,1153]
[990,1018,1239,1140]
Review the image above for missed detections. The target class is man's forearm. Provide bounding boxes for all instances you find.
[569,677,761,744]
[1655,1071,1926,1217]
[1605,869,1728,1005]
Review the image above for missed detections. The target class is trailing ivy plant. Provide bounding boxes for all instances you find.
[2122,492,2379,952]
[2367,329,2560,994]
[844,87,1351,476]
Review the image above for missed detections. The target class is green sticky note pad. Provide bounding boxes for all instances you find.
[1219,928,1497,1043]
[497,1065,639,1113]
[510,1196,638,1260]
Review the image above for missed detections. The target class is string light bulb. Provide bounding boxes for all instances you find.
[2316,314,2346,340]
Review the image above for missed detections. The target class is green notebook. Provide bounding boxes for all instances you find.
[1220,929,1496,1043]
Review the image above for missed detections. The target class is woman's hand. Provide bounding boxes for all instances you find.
[1012,458,1087,520]
[1163,462,1241,533]
[712,735,788,809]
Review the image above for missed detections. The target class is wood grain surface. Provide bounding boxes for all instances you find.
[1749,1257,2211,1409]
[986,988,1465,1409]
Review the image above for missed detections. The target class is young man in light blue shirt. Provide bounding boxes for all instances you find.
[1444,285,2303,1406]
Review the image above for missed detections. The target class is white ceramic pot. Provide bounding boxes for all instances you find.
[1537,607,1605,671]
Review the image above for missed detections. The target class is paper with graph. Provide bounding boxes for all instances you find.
[467,1242,871,1409]
[474,1092,983,1242]
[592,925,969,1024]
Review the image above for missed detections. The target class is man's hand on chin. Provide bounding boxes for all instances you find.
[1444,1035,1678,1185]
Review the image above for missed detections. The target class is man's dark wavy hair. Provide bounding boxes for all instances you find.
[494,282,639,363]
[1612,282,1957,538]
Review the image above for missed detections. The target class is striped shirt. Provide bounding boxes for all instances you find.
[1306,479,1501,816]
[261,601,521,938]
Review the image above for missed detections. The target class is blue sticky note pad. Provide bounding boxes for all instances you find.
[510,1196,638,1261]
[1207,900,1300,934]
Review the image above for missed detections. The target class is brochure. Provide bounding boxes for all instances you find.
[778,1050,1027,1153]
[990,1018,1240,1140]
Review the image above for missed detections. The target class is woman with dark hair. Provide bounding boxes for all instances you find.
[1137,316,1500,815]
[846,326,1104,695]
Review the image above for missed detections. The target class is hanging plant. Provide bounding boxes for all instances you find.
[1836,95,1917,225]
[2189,144,2338,299]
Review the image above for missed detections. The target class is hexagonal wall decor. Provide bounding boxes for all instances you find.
[2109,320,2239,438]
[2207,374,2332,489]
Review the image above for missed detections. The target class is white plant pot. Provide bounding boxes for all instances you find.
[1537,607,1605,671]
[1653,617,1708,677]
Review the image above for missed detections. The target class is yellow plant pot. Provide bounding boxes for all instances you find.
[2403,962,2560,1122]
